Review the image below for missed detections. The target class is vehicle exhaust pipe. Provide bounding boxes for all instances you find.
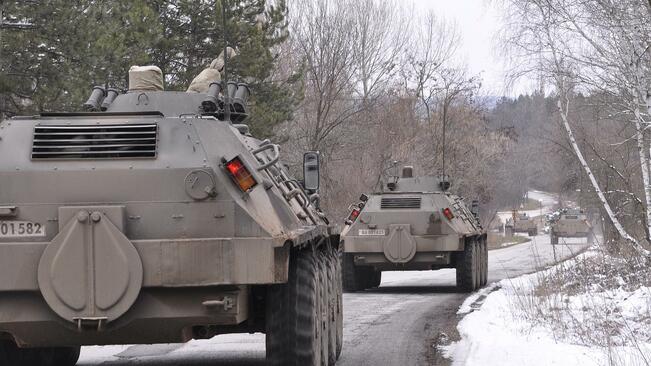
[233,83,250,112]
[232,83,250,122]
[226,81,237,100]
[83,86,106,111]
[201,82,224,113]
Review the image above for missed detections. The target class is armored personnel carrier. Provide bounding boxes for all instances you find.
[0,66,342,366]
[340,166,487,292]
[550,208,593,244]
[505,211,538,237]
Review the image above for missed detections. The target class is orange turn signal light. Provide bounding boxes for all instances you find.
[225,157,257,192]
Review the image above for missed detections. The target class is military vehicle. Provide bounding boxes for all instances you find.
[505,211,538,237]
[550,208,593,244]
[340,166,487,292]
[0,64,342,366]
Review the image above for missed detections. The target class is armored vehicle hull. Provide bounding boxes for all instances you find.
[550,209,593,244]
[0,86,341,366]
[341,171,487,293]
[505,212,538,236]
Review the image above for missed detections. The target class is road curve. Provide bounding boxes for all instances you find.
[78,231,588,366]
[78,186,584,366]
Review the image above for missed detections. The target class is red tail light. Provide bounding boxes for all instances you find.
[348,208,360,222]
[442,207,455,220]
[225,157,257,192]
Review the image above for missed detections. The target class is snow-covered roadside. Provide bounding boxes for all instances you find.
[444,250,651,366]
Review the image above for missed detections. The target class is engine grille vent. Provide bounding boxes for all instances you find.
[381,197,421,209]
[32,123,158,160]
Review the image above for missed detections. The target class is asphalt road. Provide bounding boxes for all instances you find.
[78,232,589,366]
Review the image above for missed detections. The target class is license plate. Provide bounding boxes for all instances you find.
[0,221,46,238]
[358,229,386,236]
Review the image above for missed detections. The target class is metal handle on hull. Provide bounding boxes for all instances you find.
[0,206,17,217]
[252,144,280,171]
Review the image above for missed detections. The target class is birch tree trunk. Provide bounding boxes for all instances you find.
[557,94,648,254]
[633,103,651,240]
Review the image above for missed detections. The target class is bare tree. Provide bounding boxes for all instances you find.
[348,0,411,101]
[404,11,460,122]
[500,0,651,252]
[289,0,359,154]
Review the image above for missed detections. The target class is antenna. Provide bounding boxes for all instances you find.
[221,0,230,122]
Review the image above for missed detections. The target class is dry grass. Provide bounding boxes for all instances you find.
[506,246,651,365]
[520,197,545,211]
[487,232,531,250]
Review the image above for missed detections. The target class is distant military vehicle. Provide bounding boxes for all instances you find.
[0,63,341,366]
[549,208,593,244]
[505,211,538,237]
[340,166,487,293]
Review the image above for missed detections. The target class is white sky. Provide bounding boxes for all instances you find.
[412,0,534,96]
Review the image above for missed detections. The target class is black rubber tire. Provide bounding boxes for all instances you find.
[323,249,338,366]
[316,250,329,366]
[456,238,478,292]
[551,233,558,245]
[473,239,483,290]
[332,249,343,359]
[480,238,488,287]
[342,253,364,292]
[0,340,22,366]
[0,341,79,366]
[369,270,381,288]
[266,247,323,366]
[49,347,81,366]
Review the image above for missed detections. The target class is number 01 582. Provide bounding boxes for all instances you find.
[0,221,46,238]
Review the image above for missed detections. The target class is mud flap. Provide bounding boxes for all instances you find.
[383,224,416,264]
[37,207,143,330]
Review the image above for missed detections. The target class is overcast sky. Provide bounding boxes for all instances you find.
[412,0,533,97]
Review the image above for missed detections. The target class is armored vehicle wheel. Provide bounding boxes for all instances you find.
[456,238,479,292]
[474,240,483,290]
[323,249,339,365]
[479,238,487,286]
[49,346,81,366]
[550,233,559,245]
[331,249,343,358]
[316,250,330,366]
[483,238,489,286]
[266,247,325,366]
[0,341,80,366]
[342,253,366,292]
[369,270,382,288]
[0,340,21,366]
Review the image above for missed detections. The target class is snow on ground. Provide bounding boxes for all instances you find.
[444,251,651,366]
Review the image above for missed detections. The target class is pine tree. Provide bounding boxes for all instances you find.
[1,0,300,137]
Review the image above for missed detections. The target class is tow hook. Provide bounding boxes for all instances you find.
[202,296,234,311]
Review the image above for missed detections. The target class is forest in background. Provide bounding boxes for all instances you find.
[2,0,649,247]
